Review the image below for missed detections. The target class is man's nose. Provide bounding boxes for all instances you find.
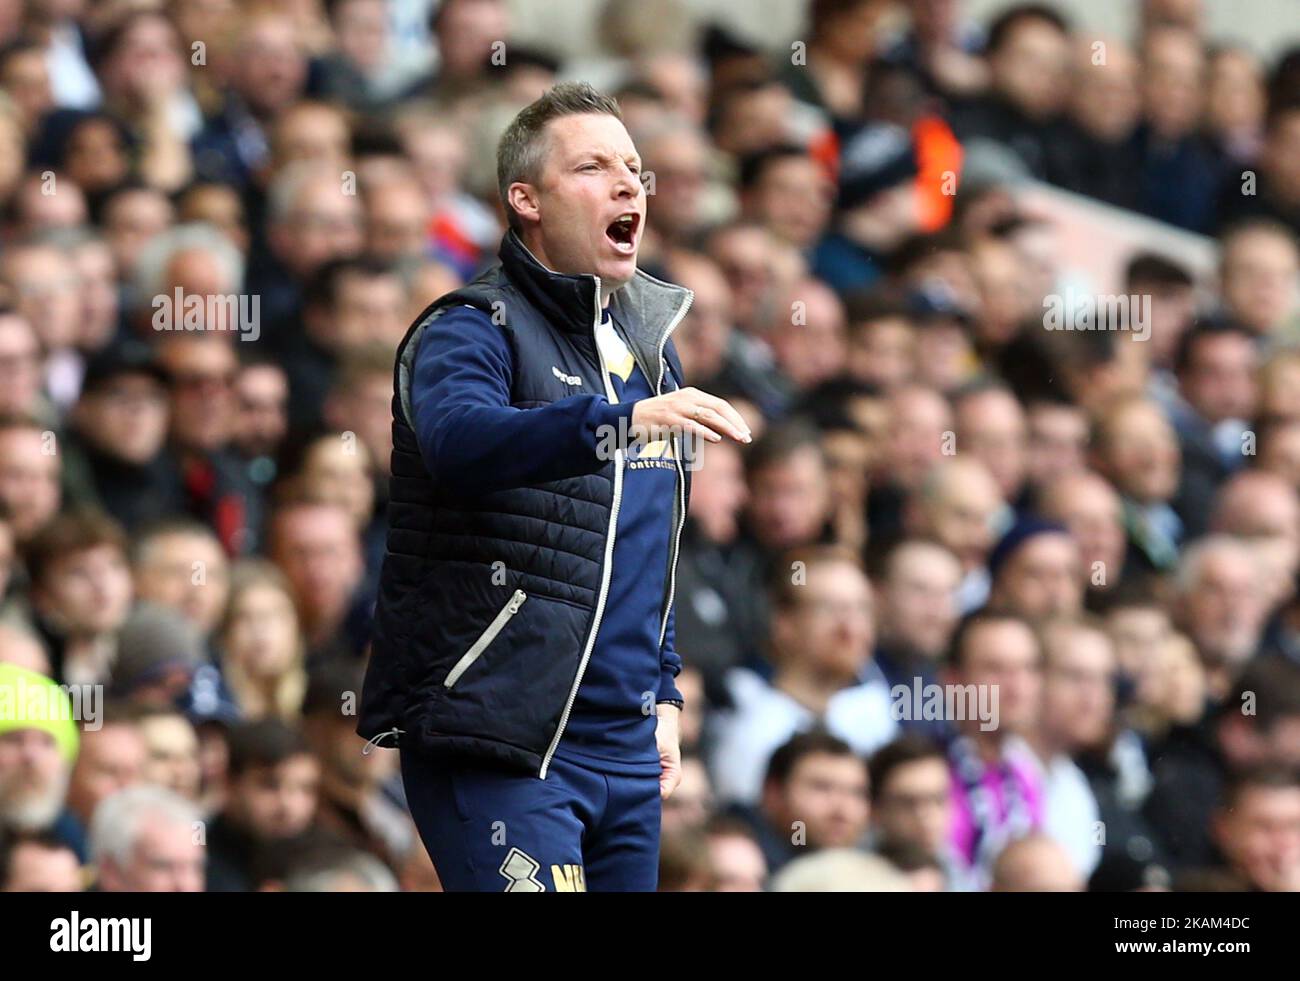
[613,168,639,198]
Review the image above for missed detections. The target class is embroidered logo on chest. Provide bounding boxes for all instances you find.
[552,365,583,387]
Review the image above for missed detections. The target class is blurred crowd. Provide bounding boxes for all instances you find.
[1,0,1300,893]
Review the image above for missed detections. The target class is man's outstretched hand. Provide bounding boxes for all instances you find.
[631,387,751,445]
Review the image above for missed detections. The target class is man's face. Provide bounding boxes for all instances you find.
[68,723,146,823]
[436,0,509,79]
[1106,606,1170,679]
[1046,476,1125,583]
[1182,550,1267,666]
[334,0,388,74]
[308,711,390,793]
[993,533,1085,621]
[822,429,870,519]
[1179,334,1259,423]
[2,841,82,891]
[671,261,731,389]
[643,131,708,240]
[707,833,767,892]
[1072,43,1139,141]
[181,185,248,252]
[849,318,915,390]
[230,755,320,840]
[1041,627,1118,750]
[749,156,832,249]
[275,104,351,167]
[273,175,364,279]
[776,561,874,681]
[1217,482,1300,608]
[36,544,133,637]
[873,757,952,855]
[710,225,775,329]
[516,113,645,296]
[76,375,169,465]
[924,469,1003,573]
[1141,282,1197,367]
[991,20,1070,119]
[1215,786,1300,892]
[0,729,68,831]
[271,505,364,625]
[1261,421,1300,484]
[884,389,952,490]
[328,373,392,476]
[0,49,52,124]
[102,813,206,893]
[1099,403,1180,503]
[234,363,288,457]
[956,620,1042,734]
[880,545,962,658]
[1024,402,1086,488]
[138,716,201,800]
[960,393,1028,501]
[299,439,371,530]
[0,428,60,542]
[333,271,408,350]
[365,182,430,264]
[1142,29,1205,138]
[768,286,847,389]
[15,174,87,235]
[134,532,231,635]
[2,246,81,351]
[0,316,42,416]
[105,189,174,277]
[748,447,830,551]
[774,752,870,850]
[686,440,747,542]
[1221,231,1300,335]
[234,16,307,116]
[160,337,238,453]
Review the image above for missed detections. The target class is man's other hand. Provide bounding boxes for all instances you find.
[655,703,683,800]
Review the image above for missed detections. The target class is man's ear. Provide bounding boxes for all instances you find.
[507,182,541,226]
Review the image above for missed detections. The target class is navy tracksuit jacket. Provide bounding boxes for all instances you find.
[400,299,684,891]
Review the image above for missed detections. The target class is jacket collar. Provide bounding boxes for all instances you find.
[498,231,694,382]
[499,229,600,336]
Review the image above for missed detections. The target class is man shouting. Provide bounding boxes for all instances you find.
[359,82,750,891]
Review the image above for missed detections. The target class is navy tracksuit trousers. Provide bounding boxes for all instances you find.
[401,750,662,892]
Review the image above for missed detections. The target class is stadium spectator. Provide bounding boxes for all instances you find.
[90,784,205,892]
[709,546,896,804]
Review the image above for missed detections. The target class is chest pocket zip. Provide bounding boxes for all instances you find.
[443,589,527,688]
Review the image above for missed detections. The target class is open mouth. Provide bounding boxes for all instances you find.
[605,213,639,254]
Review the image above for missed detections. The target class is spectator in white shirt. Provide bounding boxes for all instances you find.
[708,545,897,805]
[1022,615,1117,878]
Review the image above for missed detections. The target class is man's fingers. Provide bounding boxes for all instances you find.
[691,391,751,442]
[685,417,723,442]
[694,400,750,443]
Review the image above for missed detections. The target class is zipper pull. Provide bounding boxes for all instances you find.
[508,589,526,613]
